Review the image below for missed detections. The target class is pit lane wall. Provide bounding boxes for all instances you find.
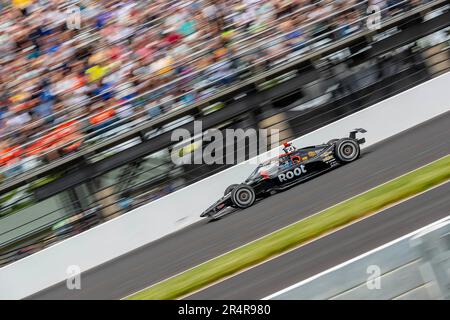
[265,215,450,300]
[1,72,449,300]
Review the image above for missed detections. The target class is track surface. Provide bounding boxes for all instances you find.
[188,181,450,299]
[29,112,450,300]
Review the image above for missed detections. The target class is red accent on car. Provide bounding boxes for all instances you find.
[260,170,270,180]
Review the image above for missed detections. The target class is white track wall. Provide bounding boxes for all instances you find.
[0,72,449,300]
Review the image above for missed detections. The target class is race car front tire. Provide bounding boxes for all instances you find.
[334,138,360,163]
[231,184,256,209]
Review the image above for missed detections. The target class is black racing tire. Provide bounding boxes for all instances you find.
[334,138,360,163]
[224,184,239,196]
[231,184,256,209]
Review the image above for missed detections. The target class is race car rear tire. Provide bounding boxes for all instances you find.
[334,138,360,163]
[231,185,256,209]
[224,184,239,196]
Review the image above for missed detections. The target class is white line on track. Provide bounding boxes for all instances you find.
[122,155,449,300]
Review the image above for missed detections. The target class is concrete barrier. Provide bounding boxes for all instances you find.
[0,72,449,300]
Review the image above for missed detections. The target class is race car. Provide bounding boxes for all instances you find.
[200,128,366,220]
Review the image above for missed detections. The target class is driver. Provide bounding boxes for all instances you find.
[280,142,301,167]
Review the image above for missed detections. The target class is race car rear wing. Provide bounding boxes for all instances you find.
[349,128,367,144]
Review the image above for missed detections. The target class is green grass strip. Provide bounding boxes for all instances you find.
[127,155,450,300]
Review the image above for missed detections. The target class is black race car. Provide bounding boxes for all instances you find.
[200,128,367,220]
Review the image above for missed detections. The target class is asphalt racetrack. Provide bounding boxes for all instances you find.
[29,111,450,300]
[187,180,450,299]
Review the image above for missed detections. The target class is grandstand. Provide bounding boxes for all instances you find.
[0,0,431,179]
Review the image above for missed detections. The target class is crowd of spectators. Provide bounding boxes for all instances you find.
[0,0,441,267]
[0,0,427,178]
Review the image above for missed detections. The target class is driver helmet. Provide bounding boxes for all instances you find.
[282,141,296,154]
